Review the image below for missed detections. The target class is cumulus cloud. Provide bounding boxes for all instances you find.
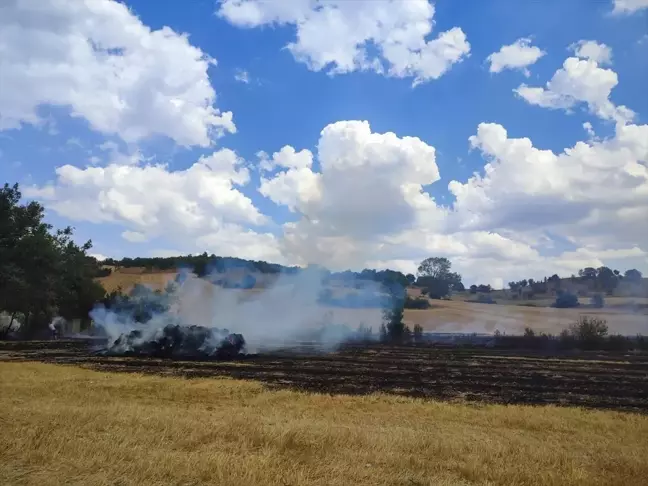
[24,149,281,261]
[612,0,648,14]
[514,50,634,123]
[449,121,648,251]
[251,117,647,284]
[218,0,470,85]
[0,0,235,146]
[259,120,443,268]
[570,40,613,65]
[486,38,545,76]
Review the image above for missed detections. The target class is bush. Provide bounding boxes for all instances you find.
[420,278,450,299]
[560,316,608,349]
[553,290,579,308]
[413,324,424,343]
[404,296,431,309]
[476,294,496,304]
[590,293,605,308]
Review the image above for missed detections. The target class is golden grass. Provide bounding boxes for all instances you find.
[1,362,647,485]
[96,271,178,293]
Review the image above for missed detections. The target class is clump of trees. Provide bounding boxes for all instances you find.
[469,284,492,294]
[0,183,106,338]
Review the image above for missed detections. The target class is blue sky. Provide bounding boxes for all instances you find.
[1,0,647,286]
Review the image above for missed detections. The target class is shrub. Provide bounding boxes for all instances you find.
[404,296,431,309]
[476,294,496,304]
[562,316,608,349]
[590,293,605,308]
[421,278,450,299]
[606,334,630,351]
[413,324,424,343]
[553,290,579,308]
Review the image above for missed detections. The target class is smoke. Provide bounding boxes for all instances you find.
[91,265,388,357]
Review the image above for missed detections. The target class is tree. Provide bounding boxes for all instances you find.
[0,183,105,337]
[416,257,462,297]
[624,269,643,282]
[405,273,416,285]
[417,257,451,279]
[579,267,597,279]
[382,286,409,342]
[596,267,617,293]
[528,278,535,286]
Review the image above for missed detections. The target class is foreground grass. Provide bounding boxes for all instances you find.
[1,363,647,486]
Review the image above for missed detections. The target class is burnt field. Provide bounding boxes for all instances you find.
[2,339,648,413]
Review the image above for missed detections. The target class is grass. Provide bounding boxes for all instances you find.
[2,362,648,485]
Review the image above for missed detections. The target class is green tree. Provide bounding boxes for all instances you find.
[0,183,105,337]
[416,257,462,298]
[417,257,451,279]
[382,286,409,343]
[624,269,643,282]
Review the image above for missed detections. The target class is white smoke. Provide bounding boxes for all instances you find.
[91,266,389,353]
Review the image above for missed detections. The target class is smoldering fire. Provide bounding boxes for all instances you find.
[90,268,387,359]
[107,323,246,359]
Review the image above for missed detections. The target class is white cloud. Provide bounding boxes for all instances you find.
[612,0,648,14]
[253,118,648,283]
[24,148,281,261]
[260,120,444,268]
[234,69,251,84]
[218,0,470,85]
[515,53,634,123]
[570,40,613,65]
[0,0,235,147]
[448,121,648,252]
[486,38,545,76]
[121,230,148,243]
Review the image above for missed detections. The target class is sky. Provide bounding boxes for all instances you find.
[1,0,647,288]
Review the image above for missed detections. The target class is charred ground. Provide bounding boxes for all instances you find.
[2,339,647,413]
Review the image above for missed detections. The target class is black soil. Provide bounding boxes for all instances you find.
[2,339,647,413]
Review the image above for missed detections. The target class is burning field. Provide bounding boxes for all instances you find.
[2,338,648,412]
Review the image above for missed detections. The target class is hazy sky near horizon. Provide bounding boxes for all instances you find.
[1,0,647,287]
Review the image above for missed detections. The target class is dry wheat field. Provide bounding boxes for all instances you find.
[2,339,648,486]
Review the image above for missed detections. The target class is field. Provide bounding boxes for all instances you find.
[2,349,648,486]
[96,268,648,337]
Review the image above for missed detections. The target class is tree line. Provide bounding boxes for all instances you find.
[509,267,643,296]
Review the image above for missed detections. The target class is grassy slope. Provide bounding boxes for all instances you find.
[2,362,647,486]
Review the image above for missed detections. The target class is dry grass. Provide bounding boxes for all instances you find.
[2,362,647,486]
[96,270,178,293]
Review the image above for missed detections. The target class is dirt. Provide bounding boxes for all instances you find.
[2,339,647,413]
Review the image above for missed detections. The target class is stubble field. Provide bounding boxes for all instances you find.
[1,353,648,486]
